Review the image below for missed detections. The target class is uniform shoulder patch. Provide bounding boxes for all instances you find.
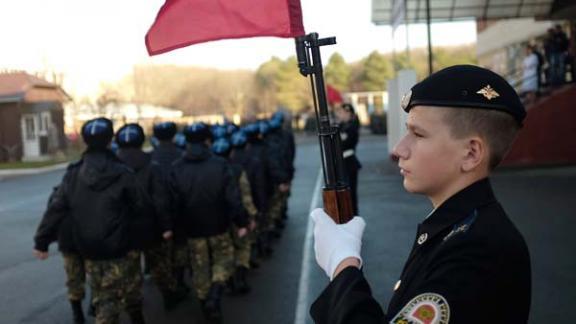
[443,209,478,242]
[391,293,450,324]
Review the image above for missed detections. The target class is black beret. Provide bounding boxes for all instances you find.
[153,122,177,140]
[81,117,114,148]
[183,122,211,143]
[401,65,526,125]
[116,123,145,148]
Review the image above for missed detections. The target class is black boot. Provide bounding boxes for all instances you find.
[128,308,146,324]
[87,303,95,317]
[203,283,225,324]
[257,233,274,257]
[175,267,190,295]
[69,300,85,324]
[249,244,260,269]
[235,266,251,295]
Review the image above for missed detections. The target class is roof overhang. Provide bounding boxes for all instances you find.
[372,0,558,26]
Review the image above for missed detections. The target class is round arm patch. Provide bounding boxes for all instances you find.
[391,293,450,324]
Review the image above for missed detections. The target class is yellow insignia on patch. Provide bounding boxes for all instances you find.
[391,293,450,324]
[476,85,500,100]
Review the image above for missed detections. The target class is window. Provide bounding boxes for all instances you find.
[25,116,35,140]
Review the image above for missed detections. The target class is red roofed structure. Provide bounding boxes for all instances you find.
[0,71,69,162]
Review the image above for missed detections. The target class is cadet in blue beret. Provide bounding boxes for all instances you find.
[170,122,248,322]
[34,117,148,324]
[310,65,531,324]
[115,123,185,314]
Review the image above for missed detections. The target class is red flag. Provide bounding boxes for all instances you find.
[326,85,343,105]
[145,0,306,56]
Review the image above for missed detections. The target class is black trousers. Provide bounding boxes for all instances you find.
[344,157,360,215]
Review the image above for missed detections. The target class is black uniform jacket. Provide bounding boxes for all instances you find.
[117,148,172,250]
[231,146,268,222]
[34,186,77,254]
[244,140,273,211]
[171,143,248,238]
[339,118,361,170]
[34,149,143,260]
[311,178,531,324]
[151,142,182,171]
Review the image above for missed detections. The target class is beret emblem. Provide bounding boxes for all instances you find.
[476,85,500,100]
[401,90,412,110]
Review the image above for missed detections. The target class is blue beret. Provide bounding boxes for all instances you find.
[226,123,239,135]
[116,123,145,148]
[211,125,227,139]
[174,132,186,149]
[230,131,248,148]
[402,65,526,125]
[183,122,211,143]
[272,111,285,122]
[268,117,282,130]
[212,138,231,156]
[81,117,114,148]
[258,120,270,135]
[153,122,177,140]
[243,123,259,136]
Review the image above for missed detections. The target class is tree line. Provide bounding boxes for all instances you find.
[96,45,477,117]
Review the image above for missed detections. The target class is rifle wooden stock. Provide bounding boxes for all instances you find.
[322,187,354,224]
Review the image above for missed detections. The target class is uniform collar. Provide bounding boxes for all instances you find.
[417,177,496,244]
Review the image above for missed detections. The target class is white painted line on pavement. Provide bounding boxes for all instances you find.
[294,169,323,324]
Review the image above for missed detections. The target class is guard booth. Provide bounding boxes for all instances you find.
[0,72,69,162]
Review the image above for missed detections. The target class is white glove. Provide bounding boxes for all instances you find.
[310,208,365,280]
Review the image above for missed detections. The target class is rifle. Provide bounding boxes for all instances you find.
[295,33,353,224]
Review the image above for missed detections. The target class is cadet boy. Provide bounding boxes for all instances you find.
[115,123,185,315]
[34,117,144,324]
[212,137,258,294]
[170,123,248,323]
[151,121,190,295]
[310,65,531,324]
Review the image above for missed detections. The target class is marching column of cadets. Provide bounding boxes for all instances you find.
[33,112,296,324]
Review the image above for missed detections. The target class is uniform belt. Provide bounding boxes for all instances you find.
[343,149,355,158]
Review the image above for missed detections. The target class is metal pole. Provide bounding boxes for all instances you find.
[426,0,433,75]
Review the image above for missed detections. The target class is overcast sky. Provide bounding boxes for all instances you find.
[0,0,477,98]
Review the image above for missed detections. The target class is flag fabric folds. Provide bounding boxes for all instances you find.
[146,0,306,55]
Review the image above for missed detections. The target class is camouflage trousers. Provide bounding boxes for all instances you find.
[188,232,234,300]
[62,253,86,301]
[124,251,144,313]
[172,241,190,269]
[268,189,289,230]
[231,226,254,269]
[85,251,137,324]
[144,241,178,294]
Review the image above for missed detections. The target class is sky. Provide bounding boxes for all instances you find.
[0,0,477,99]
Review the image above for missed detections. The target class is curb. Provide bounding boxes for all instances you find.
[0,162,69,180]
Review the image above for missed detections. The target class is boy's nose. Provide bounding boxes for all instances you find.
[392,136,409,160]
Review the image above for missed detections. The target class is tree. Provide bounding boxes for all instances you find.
[325,52,351,91]
[360,51,393,91]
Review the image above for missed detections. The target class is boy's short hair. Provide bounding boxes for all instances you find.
[441,107,520,170]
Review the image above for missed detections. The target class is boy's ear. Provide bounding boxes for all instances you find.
[461,136,487,172]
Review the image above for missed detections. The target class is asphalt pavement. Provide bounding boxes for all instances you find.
[0,133,574,323]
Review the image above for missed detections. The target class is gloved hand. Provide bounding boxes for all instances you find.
[310,208,365,280]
